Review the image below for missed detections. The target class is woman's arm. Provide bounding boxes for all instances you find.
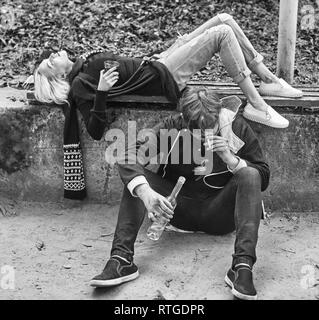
[75,91,109,140]
[73,68,119,140]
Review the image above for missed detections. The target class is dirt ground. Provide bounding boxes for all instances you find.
[0,196,319,300]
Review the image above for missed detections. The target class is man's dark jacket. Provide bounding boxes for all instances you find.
[117,112,270,196]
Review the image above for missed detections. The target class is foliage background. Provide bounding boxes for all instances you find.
[0,0,318,87]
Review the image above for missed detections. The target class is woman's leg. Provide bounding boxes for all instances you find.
[159,17,291,127]
[158,13,270,83]
[158,24,268,110]
[156,14,228,60]
[238,77,268,111]
[176,13,296,88]
[218,13,302,97]
[217,13,277,82]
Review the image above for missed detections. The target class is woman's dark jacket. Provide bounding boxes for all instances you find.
[63,50,181,200]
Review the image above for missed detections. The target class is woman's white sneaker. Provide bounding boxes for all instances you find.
[258,79,303,98]
[243,103,289,128]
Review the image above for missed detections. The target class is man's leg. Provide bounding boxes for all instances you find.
[90,169,176,287]
[111,170,175,261]
[199,167,262,300]
[200,166,262,265]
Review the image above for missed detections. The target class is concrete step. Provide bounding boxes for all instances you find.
[26,82,319,110]
[1,87,319,212]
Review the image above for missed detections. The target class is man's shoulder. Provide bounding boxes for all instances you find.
[232,114,255,139]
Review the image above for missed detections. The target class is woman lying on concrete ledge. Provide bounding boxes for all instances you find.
[31,13,302,132]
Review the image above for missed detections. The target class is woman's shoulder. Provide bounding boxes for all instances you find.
[70,75,84,94]
[69,74,96,102]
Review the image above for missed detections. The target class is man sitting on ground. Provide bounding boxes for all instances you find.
[91,88,270,300]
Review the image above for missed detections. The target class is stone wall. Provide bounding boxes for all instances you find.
[0,88,318,212]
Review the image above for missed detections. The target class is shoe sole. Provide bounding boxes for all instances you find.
[90,270,139,287]
[224,274,257,300]
[259,90,303,99]
[243,111,289,129]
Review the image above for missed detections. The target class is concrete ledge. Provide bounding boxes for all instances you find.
[1,87,319,212]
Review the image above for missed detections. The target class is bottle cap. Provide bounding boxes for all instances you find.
[178,176,186,184]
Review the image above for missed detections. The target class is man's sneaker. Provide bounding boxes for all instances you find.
[243,102,289,128]
[259,79,303,98]
[90,255,139,287]
[224,263,257,300]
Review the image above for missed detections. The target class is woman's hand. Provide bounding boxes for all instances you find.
[204,135,239,169]
[97,66,119,92]
[135,184,174,222]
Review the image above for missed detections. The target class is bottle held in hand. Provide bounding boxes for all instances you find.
[146,176,186,241]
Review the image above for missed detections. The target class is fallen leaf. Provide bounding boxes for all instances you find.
[82,243,93,248]
[165,279,173,288]
[153,290,166,300]
[35,240,45,251]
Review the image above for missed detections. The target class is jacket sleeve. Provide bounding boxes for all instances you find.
[117,113,184,189]
[236,118,270,192]
[72,78,109,141]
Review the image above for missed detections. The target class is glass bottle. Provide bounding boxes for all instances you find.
[146,176,186,241]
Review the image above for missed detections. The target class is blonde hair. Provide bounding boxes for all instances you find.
[34,65,70,105]
[180,87,222,131]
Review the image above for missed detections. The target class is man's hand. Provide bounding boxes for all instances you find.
[97,67,119,92]
[204,134,239,170]
[134,184,174,222]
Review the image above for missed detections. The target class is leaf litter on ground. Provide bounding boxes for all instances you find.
[0,0,318,88]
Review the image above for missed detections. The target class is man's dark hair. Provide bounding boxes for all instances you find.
[180,87,222,131]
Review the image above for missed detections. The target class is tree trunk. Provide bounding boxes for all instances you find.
[276,0,299,83]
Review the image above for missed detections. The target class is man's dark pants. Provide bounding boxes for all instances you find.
[111,166,262,267]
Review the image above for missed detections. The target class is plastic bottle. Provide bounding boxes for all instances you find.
[146,176,186,241]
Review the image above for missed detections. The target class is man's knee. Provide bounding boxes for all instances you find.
[234,166,261,187]
[218,13,234,23]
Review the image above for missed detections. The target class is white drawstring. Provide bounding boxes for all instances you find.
[162,131,181,178]
[202,170,230,189]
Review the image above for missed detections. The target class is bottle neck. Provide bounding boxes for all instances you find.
[169,177,185,199]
